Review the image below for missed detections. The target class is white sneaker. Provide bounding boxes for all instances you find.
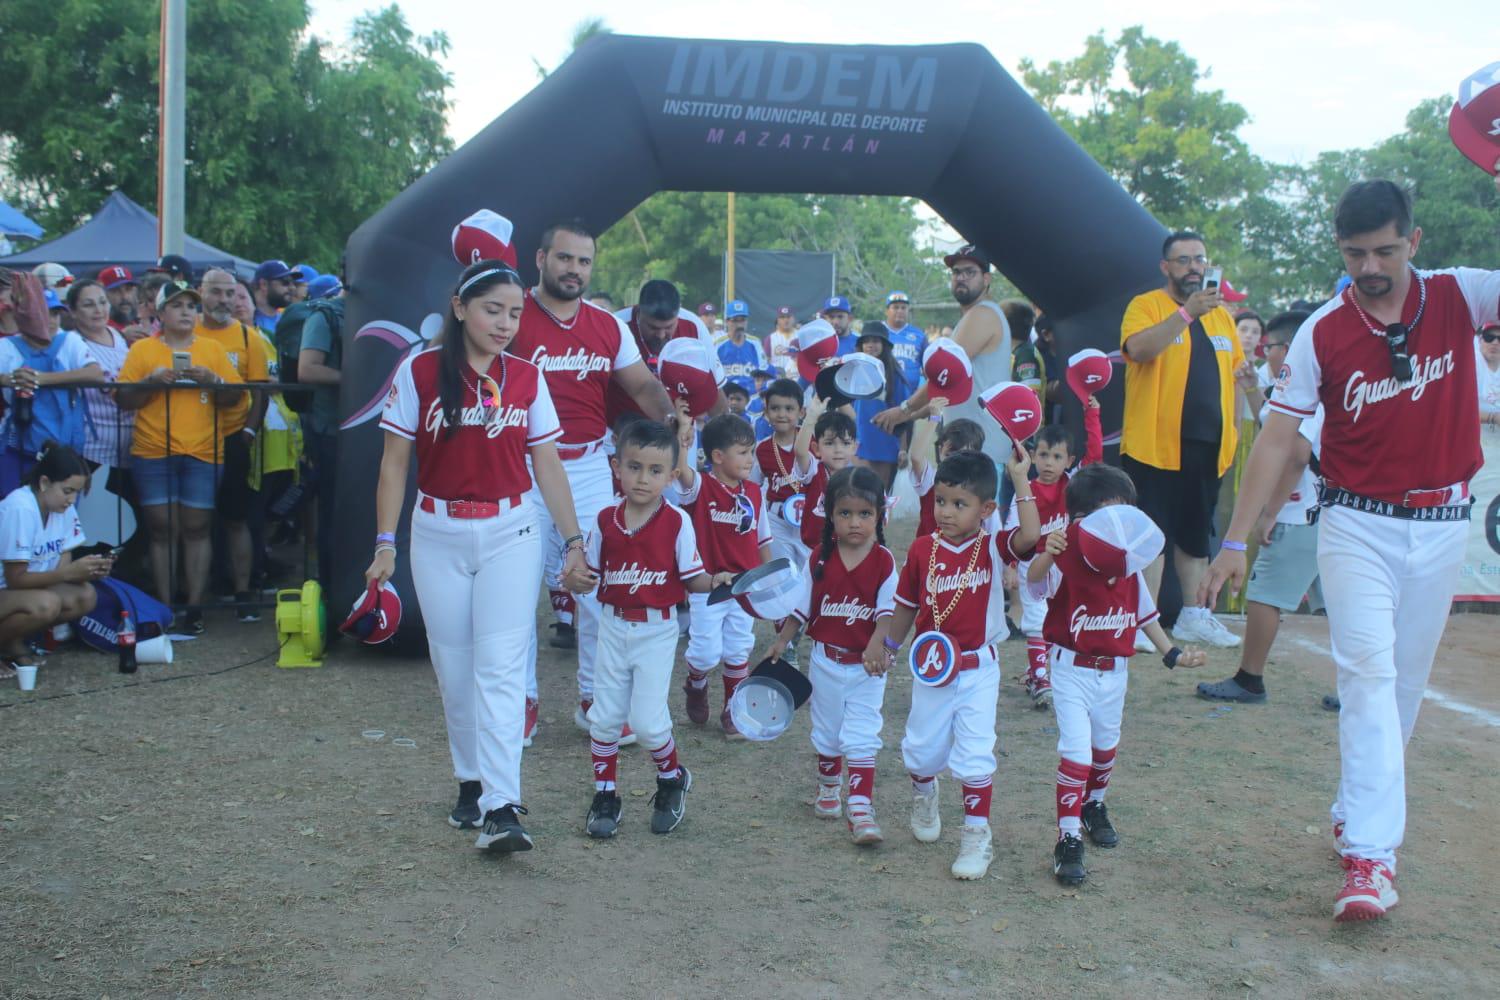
[848,808,883,845]
[911,781,941,843]
[1134,631,1154,652]
[951,823,994,880]
[1173,608,1242,648]
[814,782,843,819]
[575,701,637,746]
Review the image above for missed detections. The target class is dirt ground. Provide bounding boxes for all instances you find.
[3,527,1498,998]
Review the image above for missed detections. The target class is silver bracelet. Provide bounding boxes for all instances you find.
[374,543,397,556]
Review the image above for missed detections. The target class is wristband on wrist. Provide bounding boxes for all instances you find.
[1176,305,1193,324]
[1220,539,1248,552]
[1014,495,1036,504]
[563,533,584,547]
[374,543,397,556]
[1163,646,1182,669]
[375,532,396,545]
[882,636,902,652]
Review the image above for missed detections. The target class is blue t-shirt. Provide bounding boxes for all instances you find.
[855,377,912,463]
[883,323,927,390]
[717,337,768,392]
[835,333,859,357]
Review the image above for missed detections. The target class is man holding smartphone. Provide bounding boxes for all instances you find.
[1119,231,1249,649]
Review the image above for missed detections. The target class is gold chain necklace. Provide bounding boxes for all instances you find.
[925,529,987,631]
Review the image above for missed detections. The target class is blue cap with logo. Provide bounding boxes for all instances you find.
[307,274,343,300]
[254,259,298,283]
[822,295,851,314]
[725,299,750,319]
[886,291,910,305]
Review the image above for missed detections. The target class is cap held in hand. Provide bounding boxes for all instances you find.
[979,381,1042,443]
[339,580,403,644]
[1076,505,1163,579]
[1449,61,1500,175]
[1066,348,1113,401]
[657,337,719,418]
[452,209,519,269]
[922,337,974,404]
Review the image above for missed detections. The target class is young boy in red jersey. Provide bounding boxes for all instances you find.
[676,410,774,737]
[1025,464,1205,885]
[885,448,1041,880]
[906,397,986,538]
[750,378,811,567]
[794,394,859,552]
[1005,395,1103,707]
[581,420,735,838]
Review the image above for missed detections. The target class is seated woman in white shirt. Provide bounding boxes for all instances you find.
[0,443,111,678]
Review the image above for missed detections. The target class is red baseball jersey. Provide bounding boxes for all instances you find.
[511,292,642,446]
[605,307,721,427]
[913,463,938,537]
[800,464,830,549]
[1269,267,1500,503]
[1034,521,1158,658]
[792,544,897,650]
[677,471,771,574]
[586,499,704,610]
[1006,477,1069,540]
[380,348,560,500]
[750,439,807,504]
[895,528,1029,651]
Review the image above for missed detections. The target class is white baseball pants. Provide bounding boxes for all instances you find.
[808,642,887,759]
[410,496,541,814]
[768,509,810,569]
[1318,504,1467,870]
[587,610,679,750]
[1048,647,1128,765]
[524,448,614,701]
[684,590,756,672]
[901,649,1000,782]
[1015,557,1048,635]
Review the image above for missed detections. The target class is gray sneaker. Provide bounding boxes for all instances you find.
[1196,676,1267,704]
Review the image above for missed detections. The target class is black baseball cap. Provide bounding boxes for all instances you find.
[943,244,993,272]
[148,254,194,280]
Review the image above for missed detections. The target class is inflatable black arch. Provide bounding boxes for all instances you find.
[334,35,1169,629]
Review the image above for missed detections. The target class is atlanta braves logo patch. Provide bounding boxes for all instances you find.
[909,631,959,688]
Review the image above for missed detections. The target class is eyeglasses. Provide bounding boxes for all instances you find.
[1260,339,1291,351]
[951,266,982,280]
[1165,255,1209,267]
[1482,331,1500,344]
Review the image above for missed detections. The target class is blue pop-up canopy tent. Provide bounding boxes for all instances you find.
[0,191,254,280]
[0,199,44,240]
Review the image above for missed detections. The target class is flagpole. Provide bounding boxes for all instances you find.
[725,191,736,304]
[158,0,187,255]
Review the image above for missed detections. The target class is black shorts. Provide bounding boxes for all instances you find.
[1122,442,1223,560]
[217,432,258,522]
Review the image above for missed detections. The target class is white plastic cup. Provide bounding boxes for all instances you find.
[136,635,173,665]
[16,664,38,691]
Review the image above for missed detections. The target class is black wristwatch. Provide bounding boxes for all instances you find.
[1163,647,1182,669]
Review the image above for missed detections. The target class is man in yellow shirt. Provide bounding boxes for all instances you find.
[197,268,270,620]
[1120,230,1253,649]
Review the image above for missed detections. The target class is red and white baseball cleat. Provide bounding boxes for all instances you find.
[522,697,539,748]
[1025,667,1053,708]
[1333,857,1398,922]
[683,674,710,725]
[848,808,883,845]
[618,722,637,748]
[814,782,842,819]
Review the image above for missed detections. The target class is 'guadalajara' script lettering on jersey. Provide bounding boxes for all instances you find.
[1070,605,1138,642]
[929,565,991,595]
[528,346,614,381]
[423,399,528,439]
[1342,350,1455,423]
[602,563,671,593]
[819,595,875,626]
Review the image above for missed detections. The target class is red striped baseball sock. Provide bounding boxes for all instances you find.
[590,740,618,792]
[723,662,749,699]
[1056,757,1090,835]
[1026,636,1048,679]
[961,776,993,827]
[1087,746,1116,802]
[549,588,575,625]
[817,754,842,783]
[910,773,936,795]
[846,757,876,811]
[686,668,710,690]
[649,737,681,780]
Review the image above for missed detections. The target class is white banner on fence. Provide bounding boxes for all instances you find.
[1456,428,1500,603]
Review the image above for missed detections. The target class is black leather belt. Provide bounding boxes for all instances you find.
[1317,485,1472,523]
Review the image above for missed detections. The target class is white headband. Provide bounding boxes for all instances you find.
[458,266,513,296]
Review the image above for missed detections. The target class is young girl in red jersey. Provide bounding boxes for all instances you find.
[1025,464,1205,886]
[770,466,898,845]
[367,260,592,855]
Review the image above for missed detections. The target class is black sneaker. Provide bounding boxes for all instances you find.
[586,789,622,839]
[448,780,481,830]
[649,768,692,834]
[549,622,577,649]
[1053,834,1087,885]
[475,804,533,852]
[186,610,205,635]
[235,591,261,623]
[1006,616,1024,641]
[1080,799,1119,848]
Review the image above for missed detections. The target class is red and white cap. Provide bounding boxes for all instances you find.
[97,265,136,290]
[922,337,974,404]
[1450,61,1500,175]
[451,209,519,269]
[658,337,719,418]
[978,381,1042,443]
[339,580,403,645]
[1077,505,1163,579]
[1219,279,1249,304]
[1066,348,1113,401]
[793,317,839,383]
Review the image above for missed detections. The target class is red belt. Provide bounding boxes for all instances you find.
[1055,647,1118,672]
[820,642,865,666]
[556,442,599,461]
[956,647,994,672]
[419,495,521,519]
[611,605,673,623]
[1402,483,1469,508]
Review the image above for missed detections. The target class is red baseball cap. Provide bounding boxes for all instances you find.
[452,209,518,269]
[777,305,793,317]
[1076,505,1164,579]
[979,381,1042,443]
[97,265,136,290]
[922,337,974,404]
[793,318,840,383]
[339,581,403,645]
[697,301,716,316]
[1066,348,1113,401]
[1450,61,1500,175]
[658,337,719,417]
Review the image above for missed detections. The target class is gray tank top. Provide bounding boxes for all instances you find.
[944,299,1014,472]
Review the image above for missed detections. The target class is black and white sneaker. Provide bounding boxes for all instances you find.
[235,591,261,623]
[185,610,205,635]
[475,804,533,852]
[649,768,692,834]
[447,780,481,830]
[1080,800,1119,848]
[548,622,577,649]
[586,790,622,839]
[1053,834,1087,885]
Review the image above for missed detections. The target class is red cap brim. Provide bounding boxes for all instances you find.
[1450,102,1500,175]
